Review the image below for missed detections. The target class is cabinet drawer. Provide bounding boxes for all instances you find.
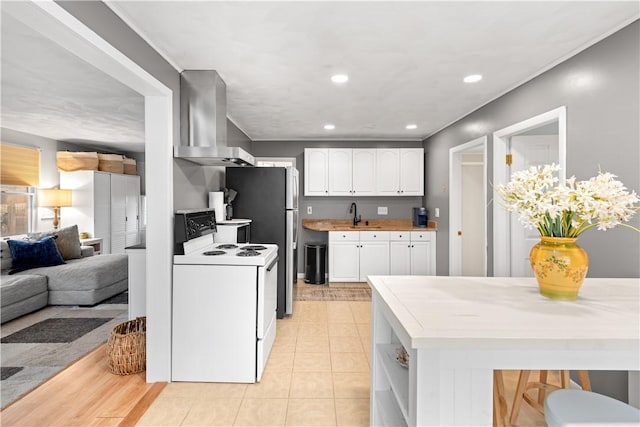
[410,231,433,241]
[329,231,359,242]
[360,231,389,241]
[389,232,410,241]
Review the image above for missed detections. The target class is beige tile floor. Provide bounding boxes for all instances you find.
[137,299,372,426]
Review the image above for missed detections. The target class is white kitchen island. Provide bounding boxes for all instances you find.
[367,275,640,426]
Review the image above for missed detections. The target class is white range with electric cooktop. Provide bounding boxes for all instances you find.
[172,209,278,383]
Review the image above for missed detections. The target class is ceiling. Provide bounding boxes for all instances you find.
[1,2,638,152]
[0,12,145,152]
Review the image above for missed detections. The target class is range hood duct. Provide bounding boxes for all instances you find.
[175,70,255,167]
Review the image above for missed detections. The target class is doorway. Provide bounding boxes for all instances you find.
[492,107,566,277]
[4,1,174,381]
[449,136,487,276]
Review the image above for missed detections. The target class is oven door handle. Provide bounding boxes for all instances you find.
[267,256,279,272]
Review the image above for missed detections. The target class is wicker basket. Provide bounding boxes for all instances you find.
[98,153,124,174]
[107,316,146,375]
[57,151,99,171]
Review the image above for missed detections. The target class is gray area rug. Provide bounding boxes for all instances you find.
[1,318,112,344]
[0,294,128,409]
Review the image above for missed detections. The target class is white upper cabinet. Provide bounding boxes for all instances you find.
[376,149,401,196]
[305,147,423,196]
[328,149,353,196]
[304,148,329,196]
[352,149,377,196]
[399,148,424,196]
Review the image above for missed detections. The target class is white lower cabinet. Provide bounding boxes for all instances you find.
[333,230,436,281]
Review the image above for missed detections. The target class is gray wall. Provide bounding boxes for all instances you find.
[423,21,639,402]
[424,21,639,279]
[250,140,425,273]
[56,2,254,211]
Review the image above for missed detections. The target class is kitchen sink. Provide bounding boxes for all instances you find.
[345,225,383,229]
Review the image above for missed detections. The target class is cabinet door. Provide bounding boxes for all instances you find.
[125,176,140,247]
[400,148,424,196]
[352,149,376,196]
[359,241,389,281]
[328,149,353,196]
[390,241,411,275]
[329,241,360,282]
[376,149,400,195]
[110,174,127,254]
[411,241,433,275]
[304,148,329,196]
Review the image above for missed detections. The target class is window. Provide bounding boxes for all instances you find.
[1,143,40,236]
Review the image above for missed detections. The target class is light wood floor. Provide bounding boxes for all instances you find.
[1,282,553,426]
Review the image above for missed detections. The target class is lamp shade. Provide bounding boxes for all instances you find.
[38,188,72,208]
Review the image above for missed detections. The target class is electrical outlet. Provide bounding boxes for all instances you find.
[307,206,312,215]
[377,206,388,215]
[435,208,440,218]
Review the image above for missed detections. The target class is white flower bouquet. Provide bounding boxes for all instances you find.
[497,164,639,237]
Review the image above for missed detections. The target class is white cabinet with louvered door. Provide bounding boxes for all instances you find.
[304,148,329,196]
[399,149,424,196]
[352,149,377,196]
[328,149,353,196]
[376,148,401,196]
[328,232,360,282]
[110,174,128,254]
[125,176,140,247]
[389,232,411,275]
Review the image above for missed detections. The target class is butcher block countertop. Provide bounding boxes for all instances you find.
[302,218,438,232]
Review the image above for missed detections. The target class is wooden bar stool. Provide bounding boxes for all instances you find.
[493,370,509,427]
[509,370,591,425]
[544,389,640,426]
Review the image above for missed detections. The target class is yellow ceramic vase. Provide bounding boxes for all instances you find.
[530,236,589,300]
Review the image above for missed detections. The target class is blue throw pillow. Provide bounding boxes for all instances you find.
[7,236,65,275]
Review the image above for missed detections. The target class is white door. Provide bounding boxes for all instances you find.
[110,174,127,254]
[125,175,140,247]
[461,160,485,276]
[359,241,389,281]
[329,242,359,282]
[509,135,559,276]
[304,148,329,196]
[352,149,376,196]
[390,241,411,275]
[399,148,424,196]
[376,149,400,195]
[411,242,432,275]
[328,149,353,196]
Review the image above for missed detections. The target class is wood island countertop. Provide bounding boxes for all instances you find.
[302,218,437,232]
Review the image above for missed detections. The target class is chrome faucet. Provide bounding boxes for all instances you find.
[349,202,362,226]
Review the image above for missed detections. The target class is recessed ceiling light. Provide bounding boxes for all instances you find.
[324,124,335,130]
[406,124,418,130]
[463,74,483,83]
[331,74,349,84]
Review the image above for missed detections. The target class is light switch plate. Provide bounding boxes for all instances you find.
[378,206,388,215]
[307,206,312,214]
[435,208,440,218]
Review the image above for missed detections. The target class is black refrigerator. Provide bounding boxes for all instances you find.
[226,167,299,318]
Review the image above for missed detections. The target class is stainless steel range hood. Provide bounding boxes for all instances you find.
[174,70,255,167]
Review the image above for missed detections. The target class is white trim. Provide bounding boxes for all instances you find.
[424,14,639,140]
[449,136,488,277]
[8,0,175,381]
[103,0,183,73]
[492,106,567,277]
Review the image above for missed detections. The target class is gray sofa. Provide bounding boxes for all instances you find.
[1,239,128,323]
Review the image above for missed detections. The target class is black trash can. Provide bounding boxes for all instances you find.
[304,243,327,284]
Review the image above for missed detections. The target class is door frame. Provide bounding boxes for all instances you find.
[4,1,174,381]
[492,106,567,277]
[449,136,488,276]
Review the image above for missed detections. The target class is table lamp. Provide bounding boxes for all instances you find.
[38,188,72,230]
